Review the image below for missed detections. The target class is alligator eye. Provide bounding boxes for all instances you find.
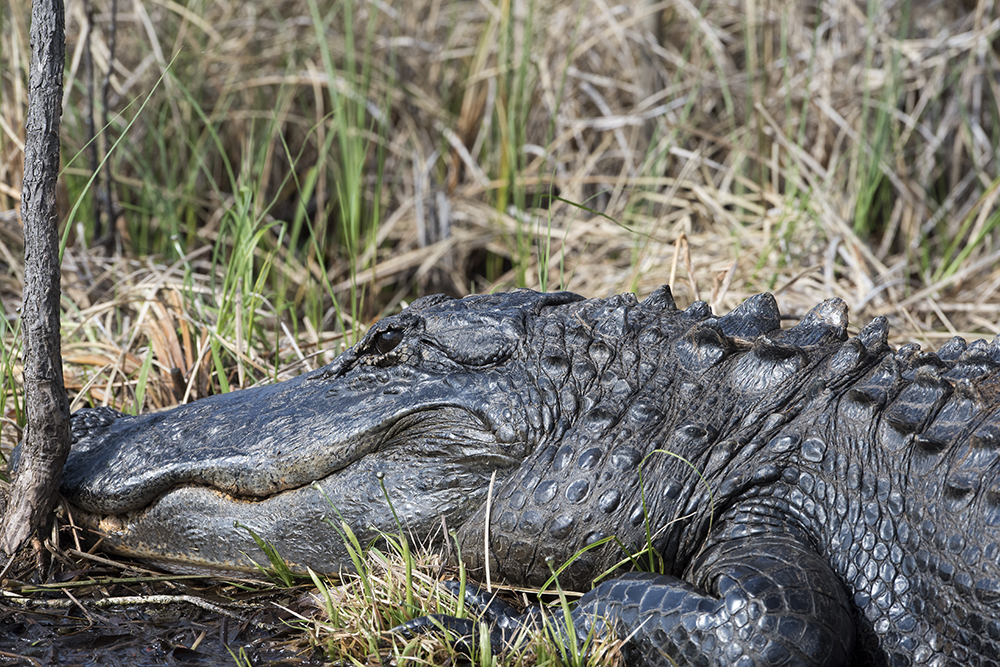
[373,329,404,355]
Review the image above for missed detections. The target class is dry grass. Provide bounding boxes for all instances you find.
[0,0,999,663]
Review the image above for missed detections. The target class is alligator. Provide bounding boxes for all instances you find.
[48,287,1000,666]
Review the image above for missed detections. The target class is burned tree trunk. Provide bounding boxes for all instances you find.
[0,0,70,556]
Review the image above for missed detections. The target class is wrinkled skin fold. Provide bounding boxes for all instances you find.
[38,287,1000,665]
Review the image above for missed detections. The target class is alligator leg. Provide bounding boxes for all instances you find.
[399,532,855,666]
[568,532,856,666]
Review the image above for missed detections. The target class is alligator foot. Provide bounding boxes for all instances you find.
[398,529,857,666]
[559,532,858,667]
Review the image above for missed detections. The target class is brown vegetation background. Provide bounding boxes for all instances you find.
[0,0,998,450]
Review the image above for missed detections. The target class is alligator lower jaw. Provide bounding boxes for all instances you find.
[66,502,268,575]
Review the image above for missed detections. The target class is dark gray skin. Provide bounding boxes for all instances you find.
[55,287,1000,666]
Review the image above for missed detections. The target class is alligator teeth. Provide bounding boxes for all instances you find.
[717,292,781,339]
[777,298,849,347]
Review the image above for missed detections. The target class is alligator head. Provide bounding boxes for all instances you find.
[58,289,577,574]
[55,287,862,586]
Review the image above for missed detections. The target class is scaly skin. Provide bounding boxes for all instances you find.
[47,288,1000,665]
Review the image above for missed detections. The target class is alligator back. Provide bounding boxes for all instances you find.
[448,290,1000,664]
[797,334,1000,662]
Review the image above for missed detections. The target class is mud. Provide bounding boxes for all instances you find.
[0,560,330,667]
[0,600,326,666]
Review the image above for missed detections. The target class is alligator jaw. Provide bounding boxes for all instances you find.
[69,405,524,575]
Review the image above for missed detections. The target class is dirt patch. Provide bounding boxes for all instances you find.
[0,604,322,666]
[0,551,328,667]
